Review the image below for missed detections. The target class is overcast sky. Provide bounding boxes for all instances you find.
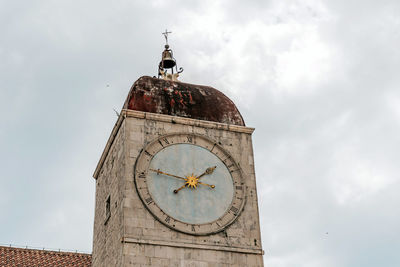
[1,0,400,266]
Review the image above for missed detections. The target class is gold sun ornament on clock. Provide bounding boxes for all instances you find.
[149,166,216,193]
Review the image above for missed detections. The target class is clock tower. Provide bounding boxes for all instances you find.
[91,38,264,266]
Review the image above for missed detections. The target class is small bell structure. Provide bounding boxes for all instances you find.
[158,30,183,81]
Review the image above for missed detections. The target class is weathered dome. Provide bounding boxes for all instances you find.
[123,76,245,126]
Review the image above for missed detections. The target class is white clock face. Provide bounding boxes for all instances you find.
[134,133,246,235]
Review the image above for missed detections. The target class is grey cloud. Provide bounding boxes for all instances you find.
[1,0,399,266]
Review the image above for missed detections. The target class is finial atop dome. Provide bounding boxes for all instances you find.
[158,29,183,81]
[162,29,171,46]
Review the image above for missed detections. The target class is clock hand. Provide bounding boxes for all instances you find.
[172,173,216,193]
[198,181,215,188]
[173,184,187,194]
[197,166,217,179]
[149,169,186,181]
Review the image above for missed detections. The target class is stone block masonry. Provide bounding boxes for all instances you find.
[92,110,264,266]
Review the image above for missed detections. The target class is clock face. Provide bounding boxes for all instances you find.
[134,133,246,235]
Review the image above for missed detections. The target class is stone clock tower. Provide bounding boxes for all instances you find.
[92,38,263,266]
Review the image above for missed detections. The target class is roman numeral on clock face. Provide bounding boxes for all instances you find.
[145,197,153,205]
[230,206,239,214]
[158,140,164,147]
[210,143,216,152]
[138,172,146,179]
[165,216,170,223]
[144,150,153,157]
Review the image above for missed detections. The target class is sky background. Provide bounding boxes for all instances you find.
[1,0,400,266]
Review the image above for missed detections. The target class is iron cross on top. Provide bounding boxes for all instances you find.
[162,29,172,45]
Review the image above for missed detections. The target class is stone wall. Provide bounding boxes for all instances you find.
[92,122,126,267]
[121,111,263,266]
[123,243,263,266]
[92,110,264,266]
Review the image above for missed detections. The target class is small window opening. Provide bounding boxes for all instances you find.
[105,195,111,224]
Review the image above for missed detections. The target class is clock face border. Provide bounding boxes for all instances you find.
[134,133,246,236]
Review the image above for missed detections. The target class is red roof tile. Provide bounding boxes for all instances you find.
[0,246,92,267]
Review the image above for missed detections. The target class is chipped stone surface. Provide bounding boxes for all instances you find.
[123,76,245,126]
[92,123,126,267]
[92,111,263,266]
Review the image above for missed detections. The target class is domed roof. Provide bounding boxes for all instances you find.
[123,76,245,126]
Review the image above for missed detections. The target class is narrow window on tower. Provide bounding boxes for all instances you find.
[105,195,111,225]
